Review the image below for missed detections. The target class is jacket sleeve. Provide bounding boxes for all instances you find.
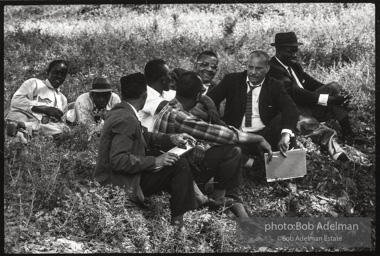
[269,64,320,106]
[206,74,231,107]
[142,126,174,151]
[271,80,300,132]
[11,79,46,113]
[109,117,156,174]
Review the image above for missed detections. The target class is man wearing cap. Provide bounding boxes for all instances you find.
[268,31,353,160]
[66,76,120,131]
[94,72,197,230]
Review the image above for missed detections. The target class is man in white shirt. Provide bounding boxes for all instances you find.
[139,59,223,132]
[5,60,70,142]
[208,50,300,167]
[66,76,120,134]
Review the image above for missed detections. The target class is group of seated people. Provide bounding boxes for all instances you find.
[5,32,356,231]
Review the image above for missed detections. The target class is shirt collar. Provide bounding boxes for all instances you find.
[246,76,265,88]
[148,85,162,97]
[125,102,140,121]
[275,56,290,70]
[45,79,60,92]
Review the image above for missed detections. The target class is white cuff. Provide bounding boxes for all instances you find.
[318,94,329,106]
[281,129,294,137]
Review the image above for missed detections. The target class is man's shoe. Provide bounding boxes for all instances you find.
[337,152,350,162]
[6,122,18,136]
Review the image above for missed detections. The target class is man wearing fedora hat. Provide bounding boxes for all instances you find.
[66,76,120,129]
[268,31,354,160]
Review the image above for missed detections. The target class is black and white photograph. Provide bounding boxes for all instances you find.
[3,2,376,253]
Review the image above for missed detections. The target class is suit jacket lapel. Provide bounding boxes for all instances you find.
[124,102,148,150]
[241,70,249,116]
[274,57,292,79]
[258,76,267,117]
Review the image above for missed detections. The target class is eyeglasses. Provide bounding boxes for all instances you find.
[197,62,218,70]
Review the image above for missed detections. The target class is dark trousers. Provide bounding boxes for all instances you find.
[195,145,243,191]
[140,158,197,218]
[239,113,296,164]
[312,82,349,122]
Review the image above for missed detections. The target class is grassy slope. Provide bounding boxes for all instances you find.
[4,3,376,253]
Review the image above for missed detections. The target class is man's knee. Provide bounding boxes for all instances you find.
[225,145,242,161]
[324,82,342,95]
[171,158,192,177]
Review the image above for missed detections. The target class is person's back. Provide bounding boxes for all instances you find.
[94,72,197,231]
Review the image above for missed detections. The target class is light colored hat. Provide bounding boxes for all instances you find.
[91,77,112,92]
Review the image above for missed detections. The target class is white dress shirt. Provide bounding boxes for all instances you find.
[242,76,294,136]
[138,86,176,132]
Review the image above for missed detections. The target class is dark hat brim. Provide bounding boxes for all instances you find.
[271,42,304,46]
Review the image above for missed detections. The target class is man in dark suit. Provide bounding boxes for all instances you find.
[207,50,300,168]
[93,72,197,230]
[268,32,353,160]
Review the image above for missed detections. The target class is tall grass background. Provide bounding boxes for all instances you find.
[4,3,376,253]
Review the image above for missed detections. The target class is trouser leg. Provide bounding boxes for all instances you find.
[312,82,349,122]
[140,158,197,218]
[202,145,243,190]
[297,109,346,159]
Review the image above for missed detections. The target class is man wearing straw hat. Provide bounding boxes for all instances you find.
[66,76,120,131]
[268,32,353,160]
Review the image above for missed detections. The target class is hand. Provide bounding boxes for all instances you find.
[217,119,227,126]
[44,106,64,120]
[155,152,180,168]
[258,138,273,164]
[278,133,291,157]
[190,145,205,164]
[207,109,221,124]
[339,89,352,108]
[93,108,108,123]
[328,95,346,106]
[170,133,196,146]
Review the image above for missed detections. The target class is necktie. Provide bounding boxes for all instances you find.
[288,67,295,82]
[245,85,253,127]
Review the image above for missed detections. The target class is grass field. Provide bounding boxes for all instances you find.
[3,3,376,253]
